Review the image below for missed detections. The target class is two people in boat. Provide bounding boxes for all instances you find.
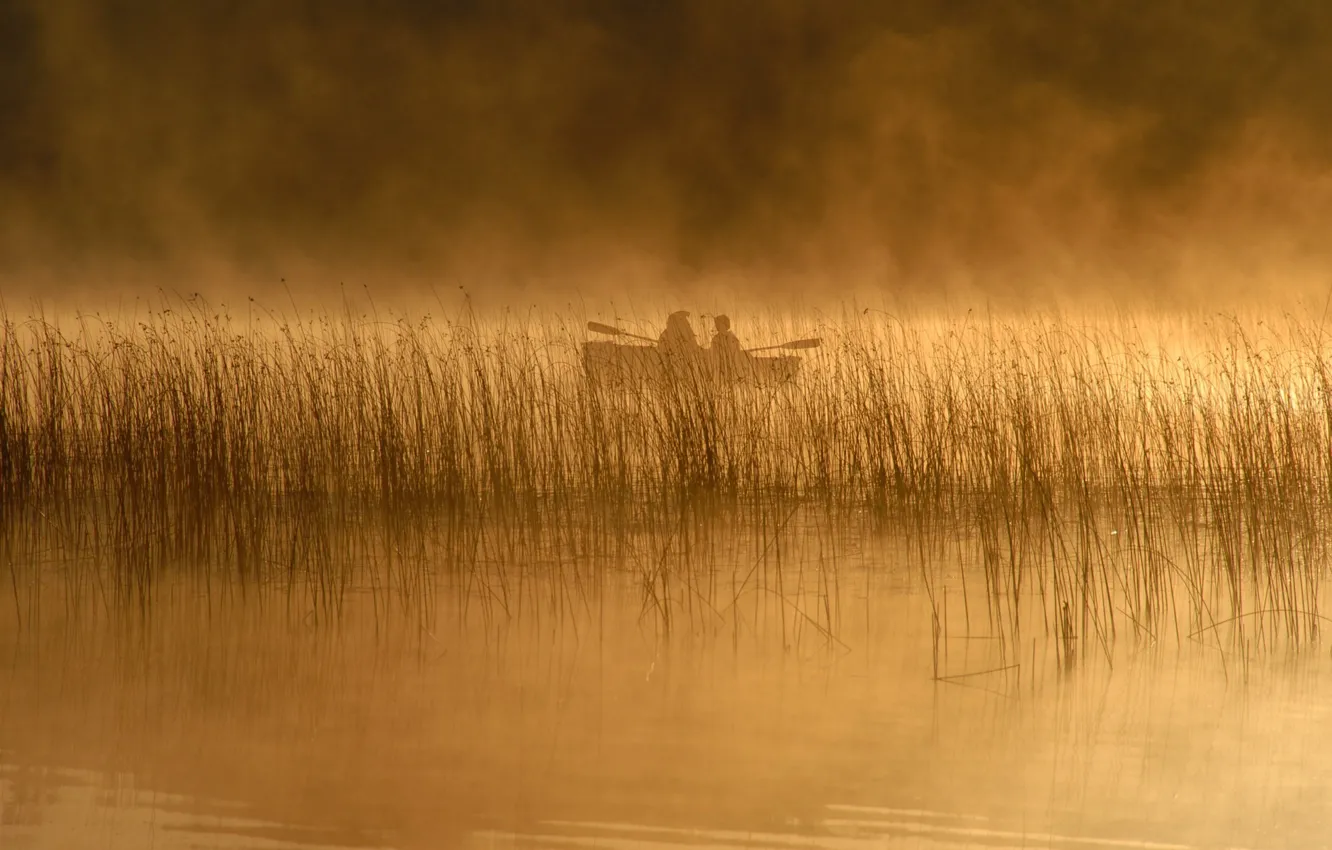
[658,310,747,376]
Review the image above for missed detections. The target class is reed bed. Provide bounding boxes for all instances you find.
[3,302,1331,658]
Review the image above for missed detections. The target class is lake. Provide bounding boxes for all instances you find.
[4,308,1332,848]
[4,508,1330,849]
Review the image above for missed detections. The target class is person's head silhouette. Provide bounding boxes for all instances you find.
[660,311,698,350]
[715,315,731,333]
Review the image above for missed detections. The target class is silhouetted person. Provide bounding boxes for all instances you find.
[710,314,746,378]
[659,311,701,359]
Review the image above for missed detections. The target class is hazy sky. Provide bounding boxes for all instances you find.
[2,1,1331,306]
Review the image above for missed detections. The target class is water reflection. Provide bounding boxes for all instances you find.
[0,759,392,849]
[476,810,1220,849]
[4,506,1332,849]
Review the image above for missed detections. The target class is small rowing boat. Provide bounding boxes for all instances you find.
[581,319,818,389]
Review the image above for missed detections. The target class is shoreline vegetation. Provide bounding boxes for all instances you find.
[3,301,1330,662]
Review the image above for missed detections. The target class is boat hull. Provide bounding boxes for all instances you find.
[581,341,800,388]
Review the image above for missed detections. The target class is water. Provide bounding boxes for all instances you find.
[4,522,1332,849]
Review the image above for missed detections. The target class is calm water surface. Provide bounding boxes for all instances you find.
[3,525,1331,849]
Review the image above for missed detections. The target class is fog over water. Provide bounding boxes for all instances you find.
[2,2,1332,306]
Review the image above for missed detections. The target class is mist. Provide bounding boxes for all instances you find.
[2,1,1331,308]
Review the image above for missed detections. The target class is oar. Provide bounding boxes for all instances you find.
[744,338,822,354]
[587,321,657,343]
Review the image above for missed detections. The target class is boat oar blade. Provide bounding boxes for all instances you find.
[782,338,822,350]
[745,338,822,353]
[587,321,658,344]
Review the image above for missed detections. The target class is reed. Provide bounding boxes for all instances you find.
[3,301,1331,659]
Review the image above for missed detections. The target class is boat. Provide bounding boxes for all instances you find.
[581,340,802,388]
